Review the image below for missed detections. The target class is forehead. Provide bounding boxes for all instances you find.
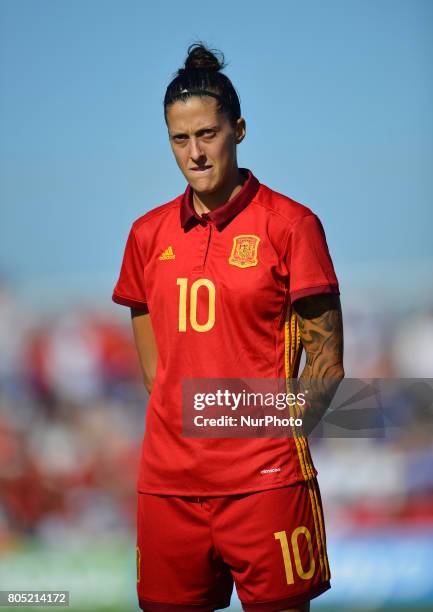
[166,96,227,132]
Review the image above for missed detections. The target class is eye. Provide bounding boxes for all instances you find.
[202,130,216,138]
[172,134,188,143]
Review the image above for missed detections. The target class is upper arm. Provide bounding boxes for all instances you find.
[285,214,339,304]
[112,224,148,309]
[293,293,344,380]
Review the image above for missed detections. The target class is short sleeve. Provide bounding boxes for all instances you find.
[112,224,148,310]
[285,214,340,303]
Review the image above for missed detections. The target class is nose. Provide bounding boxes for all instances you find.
[189,137,205,162]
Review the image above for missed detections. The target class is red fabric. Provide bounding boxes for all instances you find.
[290,283,340,303]
[136,480,330,610]
[113,224,148,309]
[112,171,339,495]
[285,213,339,304]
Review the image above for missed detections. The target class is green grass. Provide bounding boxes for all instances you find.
[1,537,431,611]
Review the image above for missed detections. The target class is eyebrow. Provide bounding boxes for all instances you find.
[170,125,220,138]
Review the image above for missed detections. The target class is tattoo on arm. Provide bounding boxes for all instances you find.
[295,293,344,382]
[294,294,345,433]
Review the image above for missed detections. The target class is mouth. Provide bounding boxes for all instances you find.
[190,166,213,174]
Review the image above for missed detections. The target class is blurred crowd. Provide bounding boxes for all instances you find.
[0,281,433,549]
[0,283,144,548]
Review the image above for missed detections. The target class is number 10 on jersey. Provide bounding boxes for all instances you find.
[177,278,216,332]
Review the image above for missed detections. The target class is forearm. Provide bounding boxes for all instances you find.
[298,367,344,436]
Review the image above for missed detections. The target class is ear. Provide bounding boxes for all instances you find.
[234,118,246,144]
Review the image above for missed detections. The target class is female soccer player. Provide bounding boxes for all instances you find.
[113,43,344,612]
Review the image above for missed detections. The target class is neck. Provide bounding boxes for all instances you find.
[192,168,245,215]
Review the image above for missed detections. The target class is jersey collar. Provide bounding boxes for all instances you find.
[180,168,260,231]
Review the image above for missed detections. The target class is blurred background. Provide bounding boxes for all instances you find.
[1,0,432,610]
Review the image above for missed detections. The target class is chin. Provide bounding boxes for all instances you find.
[189,177,219,195]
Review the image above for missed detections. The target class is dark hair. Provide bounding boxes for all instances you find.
[164,43,241,126]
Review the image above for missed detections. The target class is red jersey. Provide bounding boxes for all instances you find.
[112,170,339,495]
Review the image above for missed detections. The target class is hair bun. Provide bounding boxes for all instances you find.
[183,43,225,72]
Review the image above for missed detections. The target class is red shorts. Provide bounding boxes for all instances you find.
[136,479,331,611]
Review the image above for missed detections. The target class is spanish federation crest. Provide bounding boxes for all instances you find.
[229,234,261,268]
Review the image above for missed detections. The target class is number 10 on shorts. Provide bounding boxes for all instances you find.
[274,527,315,584]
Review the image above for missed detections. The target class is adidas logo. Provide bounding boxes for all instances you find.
[158,245,176,260]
